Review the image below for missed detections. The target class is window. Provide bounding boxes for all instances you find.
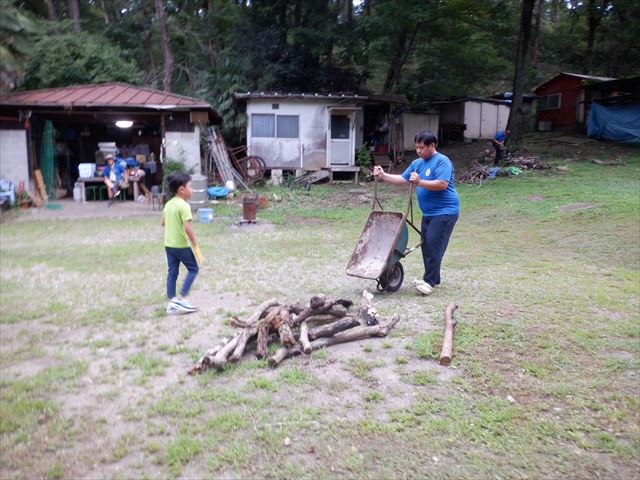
[276,115,299,138]
[538,93,561,111]
[251,114,299,138]
[251,114,275,137]
[331,115,350,139]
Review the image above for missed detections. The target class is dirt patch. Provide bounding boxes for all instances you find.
[557,202,598,211]
[527,195,545,202]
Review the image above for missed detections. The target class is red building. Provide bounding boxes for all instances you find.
[534,72,614,129]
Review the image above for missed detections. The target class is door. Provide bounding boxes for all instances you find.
[328,113,355,166]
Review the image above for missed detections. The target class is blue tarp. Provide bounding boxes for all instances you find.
[587,101,640,144]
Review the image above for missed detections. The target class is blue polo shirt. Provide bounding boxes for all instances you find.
[402,152,460,216]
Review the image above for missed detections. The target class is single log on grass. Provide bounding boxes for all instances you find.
[268,315,401,367]
[439,302,459,366]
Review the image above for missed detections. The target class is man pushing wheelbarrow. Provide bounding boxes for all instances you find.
[347,130,460,295]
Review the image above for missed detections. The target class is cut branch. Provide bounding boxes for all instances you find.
[439,302,459,366]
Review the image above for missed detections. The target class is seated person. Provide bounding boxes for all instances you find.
[128,164,151,199]
[102,154,126,206]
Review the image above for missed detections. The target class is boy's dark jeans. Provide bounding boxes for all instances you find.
[165,247,199,299]
[421,214,458,287]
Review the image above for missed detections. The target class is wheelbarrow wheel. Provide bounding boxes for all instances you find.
[377,262,404,293]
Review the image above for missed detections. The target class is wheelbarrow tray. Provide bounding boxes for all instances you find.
[346,210,406,280]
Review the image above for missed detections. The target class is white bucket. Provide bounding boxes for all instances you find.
[73,183,82,201]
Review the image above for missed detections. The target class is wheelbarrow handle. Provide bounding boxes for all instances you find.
[372,174,415,214]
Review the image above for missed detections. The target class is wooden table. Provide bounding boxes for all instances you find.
[77,177,141,202]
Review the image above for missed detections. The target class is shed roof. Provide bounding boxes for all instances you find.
[533,72,615,92]
[0,82,215,112]
[233,91,408,104]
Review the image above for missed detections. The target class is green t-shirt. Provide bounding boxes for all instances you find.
[163,196,192,248]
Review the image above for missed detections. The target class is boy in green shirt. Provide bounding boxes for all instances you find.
[161,172,202,314]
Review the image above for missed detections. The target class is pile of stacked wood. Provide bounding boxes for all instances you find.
[188,291,400,374]
[456,162,490,184]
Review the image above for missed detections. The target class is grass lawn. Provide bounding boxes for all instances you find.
[1,145,639,479]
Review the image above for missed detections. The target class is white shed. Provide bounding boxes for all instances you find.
[401,108,440,150]
[438,97,510,142]
[234,92,408,174]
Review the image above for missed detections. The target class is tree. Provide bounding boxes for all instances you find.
[507,0,536,141]
[155,0,175,91]
[0,0,39,92]
[23,31,142,89]
[67,0,81,32]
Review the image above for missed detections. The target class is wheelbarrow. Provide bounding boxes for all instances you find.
[346,180,422,292]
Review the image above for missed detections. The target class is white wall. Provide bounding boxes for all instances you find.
[464,101,511,140]
[0,129,29,187]
[165,126,201,174]
[246,99,364,170]
[402,112,439,147]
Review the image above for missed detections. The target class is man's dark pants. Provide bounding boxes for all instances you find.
[421,214,458,287]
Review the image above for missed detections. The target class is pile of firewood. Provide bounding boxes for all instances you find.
[188,291,400,374]
[456,162,490,184]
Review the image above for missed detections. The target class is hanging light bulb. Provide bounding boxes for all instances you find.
[115,120,133,128]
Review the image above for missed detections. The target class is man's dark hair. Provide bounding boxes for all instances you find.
[168,172,191,195]
[415,130,438,146]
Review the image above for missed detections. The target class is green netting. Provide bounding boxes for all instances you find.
[40,120,55,199]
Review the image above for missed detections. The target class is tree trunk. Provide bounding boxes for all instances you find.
[382,26,418,94]
[342,0,353,23]
[155,0,175,92]
[45,0,58,21]
[99,0,111,24]
[506,0,536,141]
[531,0,545,65]
[67,0,81,32]
[583,0,610,74]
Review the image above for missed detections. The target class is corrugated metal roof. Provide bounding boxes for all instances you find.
[233,91,409,104]
[534,72,615,92]
[0,82,213,111]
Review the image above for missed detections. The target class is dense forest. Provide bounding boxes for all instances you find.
[2,0,639,139]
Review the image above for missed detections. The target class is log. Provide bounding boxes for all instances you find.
[293,298,353,327]
[229,325,258,362]
[229,298,279,328]
[275,307,295,347]
[359,290,379,326]
[299,321,311,354]
[439,302,459,366]
[307,317,360,341]
[188,336,233,375]
[256,322,270,360]
[268,315,401,367]
[209,333,242,370]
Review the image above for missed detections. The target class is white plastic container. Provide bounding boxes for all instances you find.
[78,163,96,178]
[73,182,82,201]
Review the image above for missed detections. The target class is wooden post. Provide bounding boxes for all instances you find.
[439,302,459,366]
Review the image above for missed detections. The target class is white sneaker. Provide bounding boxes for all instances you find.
[169,297,198,313]
[166,303,180,315]
[414,280,434,295]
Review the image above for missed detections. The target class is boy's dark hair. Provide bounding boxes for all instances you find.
[167,172,192,195]
[415,130,438,146]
